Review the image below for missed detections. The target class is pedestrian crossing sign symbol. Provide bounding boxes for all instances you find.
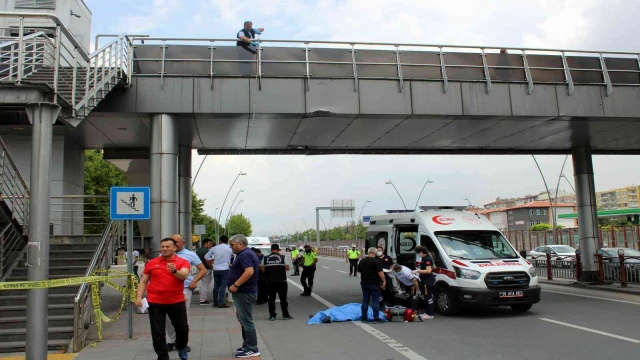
[110,186,151,220]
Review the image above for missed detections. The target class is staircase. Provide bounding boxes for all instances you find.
[0,236,100,353]
[0,26,132,125]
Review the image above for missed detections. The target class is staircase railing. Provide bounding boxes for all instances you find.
[0,12,132,121]
[72,219,125,352]
[0,137,30,280]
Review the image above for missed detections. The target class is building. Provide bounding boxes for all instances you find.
[596,185,640,210]
[536,190,576,204]
[505,201,576,231]
[479,208,508,230]
[514,194,538,206]
[483,197,515,209]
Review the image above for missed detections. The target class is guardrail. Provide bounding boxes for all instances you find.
[72,220,125,352]
[504,227,640,251]
[596,249,640,288]
[130,36,640,95]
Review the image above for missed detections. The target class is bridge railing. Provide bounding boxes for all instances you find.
[130,37,640,95]
[504,227,640,251]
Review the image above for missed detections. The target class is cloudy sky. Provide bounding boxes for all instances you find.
[85,0,640,236]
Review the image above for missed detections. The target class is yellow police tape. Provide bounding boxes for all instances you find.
[0,270,138,347]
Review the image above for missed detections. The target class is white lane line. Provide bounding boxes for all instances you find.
[336,270,348,274]
[539,318,640,344]
[287,279,428,360]
[321,266,330,269]
[543,289,640,306]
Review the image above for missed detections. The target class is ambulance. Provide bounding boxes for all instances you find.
[365,207,541,315]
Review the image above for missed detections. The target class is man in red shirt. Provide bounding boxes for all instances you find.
[136,238,191,360]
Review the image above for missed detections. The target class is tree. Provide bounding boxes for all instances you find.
[199,214,225,242]
[84,150,128,234]
[192,190,206,225]
[530,223,552,231]
[226,213,252,236]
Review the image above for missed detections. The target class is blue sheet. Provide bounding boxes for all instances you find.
[307,303,386,324]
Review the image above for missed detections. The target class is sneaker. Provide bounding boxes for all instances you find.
[186,346,191,352]
[213,303,219,307]
[300,292,311,296]
[178,348,188,360]
[371,318,381,324]
[166,343,175,351]
[420,314,435,320]
[218,304,230,309]
[236,350,260,358]
[269,315,276,321]
[236,347,245,353]
[200,301,211,306]
[282,315,294,320]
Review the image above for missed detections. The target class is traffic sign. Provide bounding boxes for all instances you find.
[110,187,151,220]
[362,216,371,223]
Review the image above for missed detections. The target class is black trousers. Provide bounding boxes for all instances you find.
[148,301,189,360]
[380,274,394,308]
[349,259,359,275]
[301,266,316,293]
[257,277,269,303]
[267,281,290,317]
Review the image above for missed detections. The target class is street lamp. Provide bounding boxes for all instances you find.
[214,207,219,241]
[232,199,244,215]
[356,200,371,242]
[226,189,245,224]
[218,171,246,234]
[464,197,473,208]
[414,179,434,210]
[386,180,408,210]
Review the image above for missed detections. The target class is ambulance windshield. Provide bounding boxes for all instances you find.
[434,231,518,260]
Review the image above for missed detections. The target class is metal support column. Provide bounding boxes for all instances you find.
[572,147,599,282]
[316,208,320,249]
[25,102,61,360]
[126,220,133,339]
[179,146,192,248]
[150,114,179,258]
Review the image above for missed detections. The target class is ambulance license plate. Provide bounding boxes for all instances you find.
[499,291,524,298]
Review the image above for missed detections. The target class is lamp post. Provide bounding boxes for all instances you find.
[214,207,219,241]
[386,180,408,210]
[232,199,244,215]
[464,197,473,208]
[218,171,246,234]
[414,179,434,210]
[355,200,371,243]
[226,189,245,225]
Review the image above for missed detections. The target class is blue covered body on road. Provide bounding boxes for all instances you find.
[307,303,387,324]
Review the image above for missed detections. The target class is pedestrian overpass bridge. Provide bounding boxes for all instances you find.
[0,12,639,353]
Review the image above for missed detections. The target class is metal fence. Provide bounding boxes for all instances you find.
[504,227,640,251]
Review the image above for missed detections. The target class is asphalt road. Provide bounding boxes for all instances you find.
[252,255,640,360]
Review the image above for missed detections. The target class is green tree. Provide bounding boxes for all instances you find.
[84,150,128,234]
[226,213,252,236]
[530,223,552,231]
[199,214,225,241]
[192,190,206,225]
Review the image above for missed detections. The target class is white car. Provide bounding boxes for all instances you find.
[527,245,577,261]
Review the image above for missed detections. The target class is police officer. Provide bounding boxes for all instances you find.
[413,246,435,320]
[290,246,300,276]
[237,21,264,54]
[300,245,318,296]
[260,244,294,321]
[346,244,361,277]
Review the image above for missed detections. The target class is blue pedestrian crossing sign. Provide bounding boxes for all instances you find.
[110,186,151,220]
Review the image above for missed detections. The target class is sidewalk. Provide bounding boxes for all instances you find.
[74,275,273,360]
[538,277,640,295]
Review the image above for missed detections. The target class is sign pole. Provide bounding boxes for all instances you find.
[126,219,133,339]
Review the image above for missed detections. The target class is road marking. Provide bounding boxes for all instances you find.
[321,266,330,269]
[543,289,640,306]
[539,318,640,344]
[287,279,428,360]
[336,270,348,274]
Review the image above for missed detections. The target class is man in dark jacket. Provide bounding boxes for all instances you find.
[260,244,293,321]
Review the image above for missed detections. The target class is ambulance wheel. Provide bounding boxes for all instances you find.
[510,304,532,312]
[435,287,459,316]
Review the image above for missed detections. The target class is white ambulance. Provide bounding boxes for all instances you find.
[365,207,540,315]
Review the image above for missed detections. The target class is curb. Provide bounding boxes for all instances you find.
[539,279,640,295]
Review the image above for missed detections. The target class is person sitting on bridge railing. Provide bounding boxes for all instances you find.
[237,21,265,54]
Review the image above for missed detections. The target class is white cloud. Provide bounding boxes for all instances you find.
[112,0,180,33]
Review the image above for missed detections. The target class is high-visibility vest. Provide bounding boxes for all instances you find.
[303,251,317,266]
[291,250,299,259]
[347,249,360,259]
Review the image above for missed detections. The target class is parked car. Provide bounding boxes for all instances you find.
[600,248,640,283]
[527,245,577,261]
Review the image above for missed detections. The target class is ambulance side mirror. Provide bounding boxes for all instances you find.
[519,250,527,259]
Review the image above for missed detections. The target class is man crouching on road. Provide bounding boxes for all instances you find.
[228,234,261,358]
[136,238,190,360]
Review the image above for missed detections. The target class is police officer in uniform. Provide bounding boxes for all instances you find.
[413,246,435,320]
[261,244,294,321]
[300,245,318,296]
[376,246,394,309]
[346,244,361,277]
[290,247,300,276]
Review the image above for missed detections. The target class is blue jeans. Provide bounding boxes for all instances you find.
[213,270,229,305]
[361,284,381,321]
[232,292,258,352]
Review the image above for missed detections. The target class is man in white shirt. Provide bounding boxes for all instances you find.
[204,235,233,308]
[392,264,421,297]
[166,234,207,353]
